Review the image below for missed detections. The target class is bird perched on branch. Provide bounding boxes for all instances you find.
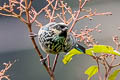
[29,22,85,62]
[37,22,86,54]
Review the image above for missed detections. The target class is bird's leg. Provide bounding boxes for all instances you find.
[47,54,50,68]
[29,32,38,38]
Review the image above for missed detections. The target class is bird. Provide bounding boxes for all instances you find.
[29,22,86,63]
[37,22,86,55]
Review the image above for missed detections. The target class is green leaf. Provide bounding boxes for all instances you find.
[62,48,84,64]
[86,45,120,56]
[62,45,120,64]
[108,69,120,80]
[85,65,98,80]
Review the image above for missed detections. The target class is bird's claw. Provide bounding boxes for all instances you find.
[40,58,47,64]
[29,32,38,38]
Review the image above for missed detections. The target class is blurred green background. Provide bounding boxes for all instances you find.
[0,0,120,80]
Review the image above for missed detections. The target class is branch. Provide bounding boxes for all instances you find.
[77,12,112,21]
[72,24,101,47]
[112,63,120,68]
[0,13,17,17]
[96,58,102,80]
[68,0,89,32]
[38,0,54,15]
[52,54,59,72]
[28,0,33,9]
[50,0,58,22]
[24,0,55,79]
[0,61,16,80]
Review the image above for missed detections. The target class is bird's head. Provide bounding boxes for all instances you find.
[52,22,68,37]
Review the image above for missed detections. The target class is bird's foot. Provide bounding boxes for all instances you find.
[40,58,47,64]
[40,54,49,64]
[29,32,38,38]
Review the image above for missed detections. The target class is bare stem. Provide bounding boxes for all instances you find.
[104,67,112,80]
[96,58,102,80]
[24,0,55,79]
[68,0,88,32]
[47,54,51,68]
[50,0,58,22]
[52,54,59,72]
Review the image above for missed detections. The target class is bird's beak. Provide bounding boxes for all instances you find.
[62,27,68,32]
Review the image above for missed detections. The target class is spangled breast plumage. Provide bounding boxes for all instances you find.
[38,22,75,54]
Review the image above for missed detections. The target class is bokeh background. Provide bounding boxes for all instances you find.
[0,0,120,80]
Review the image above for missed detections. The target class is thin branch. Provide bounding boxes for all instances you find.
[103,60,108,75]
[29,7,37,23]
[0,61,16,80]
[80,0,88,9]
[52,54,59,72]
[112,63,120,68]
[110,55,116,66]
[47,0,54,9]
[59,0,67,23]
[104,67,112,80]
[38,0,54,15]
[56,13,65,22]
[50,0,58,22]
[96,59,102,80]
[68,0,89,32]
[0,13,17,17]
[47,54,51,68]
[28,0,33,9]
[25,0,30,23]
[19,16,27,23]
[29,14,42,27]
[77,12,112,21]
[104,58,110,68]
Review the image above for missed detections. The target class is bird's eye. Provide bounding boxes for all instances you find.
[60,25,65,28]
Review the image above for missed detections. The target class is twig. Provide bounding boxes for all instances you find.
[104,67,112,80]
[28,0,33,9]
[38,0,54,15]
[92,56,103,80]
[96,58,102,80]
[0,13,17,17]
[50,0,58,22]
[59,0,67,23]
[47,54,51,68]
[77,12,112,21]
[0,61,16,80]
[69,0,89,32]
[112,63,120,68]
[52,54,59,72]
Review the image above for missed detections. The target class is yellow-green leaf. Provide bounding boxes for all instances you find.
[108,69,120,80]
[62,48,84,64]
[85,65,98,80]
[86,45,120,56]
[62,45,120,64]
[85,48,94,56]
